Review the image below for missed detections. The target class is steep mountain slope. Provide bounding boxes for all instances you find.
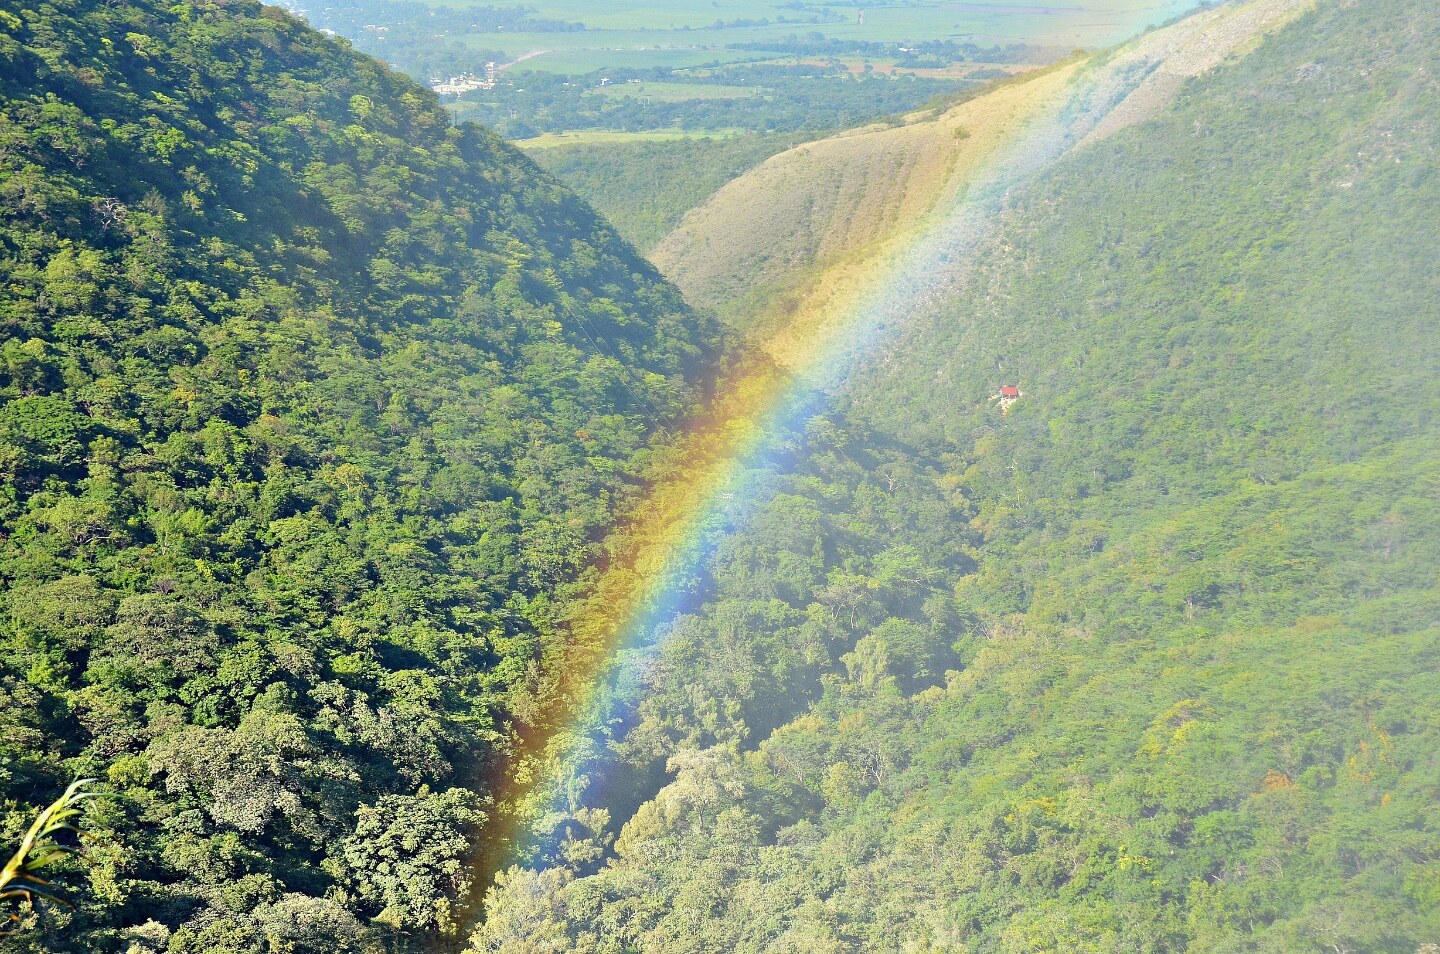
[0,0,724,948]
[650,63,1081,326]
[476,1,1440,950]
[652,0,1312,343]
[525,134,810,254]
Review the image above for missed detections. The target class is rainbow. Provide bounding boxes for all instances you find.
[470,0,1309,919]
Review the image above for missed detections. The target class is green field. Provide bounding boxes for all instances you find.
[591,80,758,101]
[444,0,1204,71]
[514,128,748,148]
[492,46,781,74]
[453,0,1198,40]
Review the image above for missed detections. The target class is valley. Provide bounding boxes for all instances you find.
[479,0,1440,949]
[0,0,1436,951]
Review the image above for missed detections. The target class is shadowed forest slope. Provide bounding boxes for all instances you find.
[525,134,812,254]
[0,0,727,948]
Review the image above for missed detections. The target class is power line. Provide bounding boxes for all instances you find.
[566,307,672,430]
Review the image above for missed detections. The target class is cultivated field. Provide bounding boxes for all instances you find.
[515,129,748,148]
[590,81,758,101]
[435,0,1205,74]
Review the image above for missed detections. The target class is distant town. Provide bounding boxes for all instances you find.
[431,62,497,95]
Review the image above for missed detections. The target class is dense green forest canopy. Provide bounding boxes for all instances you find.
[1,0,1437,950]
[0,0,727,947]
[526,133,812,253]
[475,1,1440,951]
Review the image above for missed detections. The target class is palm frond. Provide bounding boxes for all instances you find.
[0,779,97,931]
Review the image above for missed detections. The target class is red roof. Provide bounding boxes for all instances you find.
[1000,385,1020,398]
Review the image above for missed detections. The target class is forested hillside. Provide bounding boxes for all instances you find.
[5,0,1437,950]
[526,134,810,253]
[0,0,725,948]
[477,1,1440,950]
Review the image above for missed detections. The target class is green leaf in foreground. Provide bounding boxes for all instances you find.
[1,779,98,930]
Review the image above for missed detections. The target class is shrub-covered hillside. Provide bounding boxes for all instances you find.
[0,0,723,948]
[526,133,810,254]
[476,1,1440,950]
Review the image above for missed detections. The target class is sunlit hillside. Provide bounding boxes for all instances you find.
[475,0,1440,949]
[653,0,1314,359]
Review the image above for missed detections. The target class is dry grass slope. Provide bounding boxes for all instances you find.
[650,63,1081,323]
[1082,0,1317,146]
[653,0,1316,368]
